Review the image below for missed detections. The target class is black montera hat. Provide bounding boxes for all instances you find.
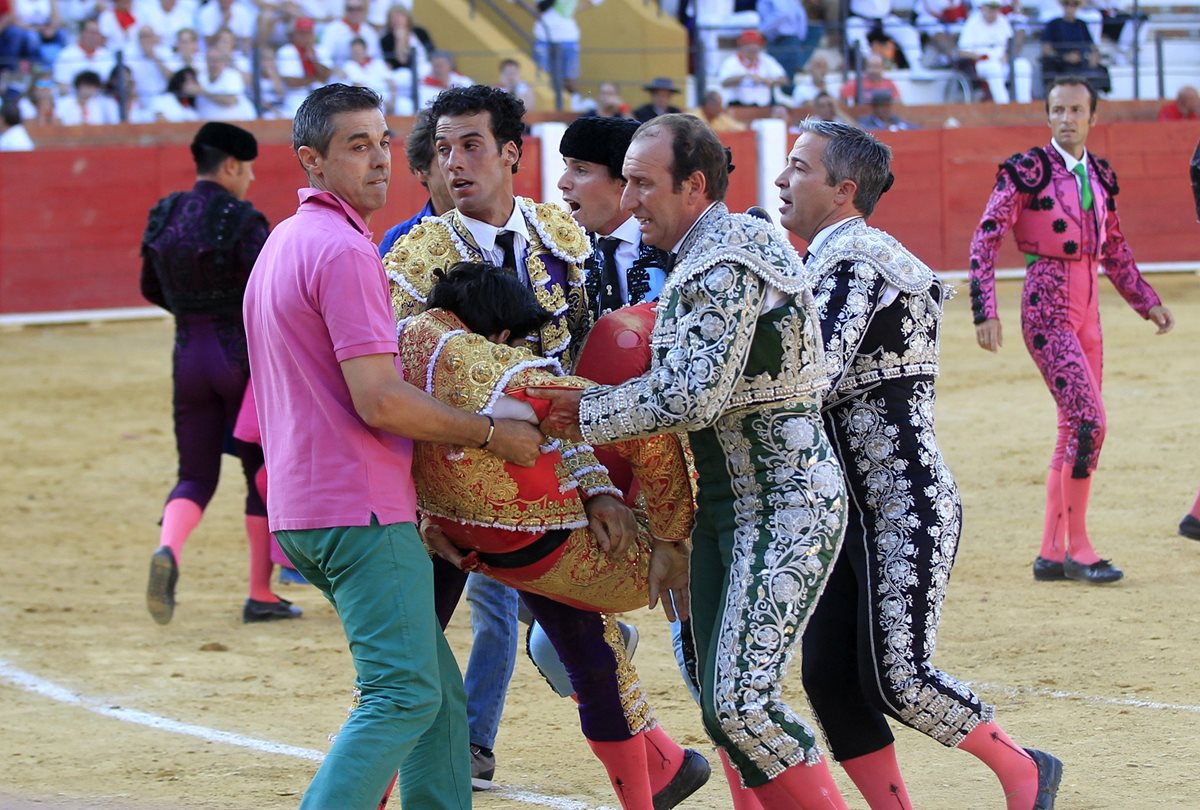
[560,116,640,178]
[190,121,258,162]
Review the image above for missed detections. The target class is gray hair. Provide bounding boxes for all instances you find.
[794,117,893,218]
[292,83,383,157]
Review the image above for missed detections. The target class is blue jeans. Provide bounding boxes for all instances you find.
[463,572,519,750]
[277,519,470,809]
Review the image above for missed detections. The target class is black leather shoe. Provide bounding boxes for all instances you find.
[243,595,303,623]
[146,547,178,625]
[1023,748,1062,809]
[1063,555,1124,584]
[652,748,711,810]
[1032,556,1066,581]
[1179,514,1200,541]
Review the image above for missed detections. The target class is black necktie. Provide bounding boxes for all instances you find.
[597,236,623,314]
[495,230,518,276]
[662,251,677,273]
[802,250,813,265]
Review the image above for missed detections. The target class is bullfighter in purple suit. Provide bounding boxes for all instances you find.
[969,77,1174,585]
[141,122,302,625]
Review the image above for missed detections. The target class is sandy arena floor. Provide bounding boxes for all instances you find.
[1,274,1198,810]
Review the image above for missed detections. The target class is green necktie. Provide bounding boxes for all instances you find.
[1072,162,1093,212]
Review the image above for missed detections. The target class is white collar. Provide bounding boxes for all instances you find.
[458,199,530,252]
[1051,138,1089,173]
[603,216,643,245]
[807,215,862,259]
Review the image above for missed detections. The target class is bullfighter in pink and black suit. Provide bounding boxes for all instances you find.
[969,77,1174,585]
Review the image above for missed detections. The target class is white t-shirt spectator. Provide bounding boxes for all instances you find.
[275,42,328,117]
[957,9,1014,63]
[319,19,381,66]
[196,65,256,119]
[0,124,35,152]
[339,54,392,97]
[128,42,174,99]
[716,50,788,107]
[135,0,200,40]
[53,44,117,88]
[150,91,200,121]
[97,8,145,60]
[13,0,56,27]
[55,94,121,125]
[194,1,257,44]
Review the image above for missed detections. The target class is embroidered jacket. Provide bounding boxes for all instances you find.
[968,144,1159,324]
[583,236,670,321]
[384,197,592,367]
[578,203,830,446]
[397,307,693,544]
[808,218,945,407]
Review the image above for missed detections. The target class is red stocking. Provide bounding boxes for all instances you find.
[840,745,912,809]
[748,757,848,809]
[1037,467,1065,561]
[717,748,765,810]
[587,737,655,809]
[1060,470,1100,564]
[958,722,1037,810]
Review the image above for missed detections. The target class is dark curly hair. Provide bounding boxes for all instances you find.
[429,84,526,174]
[426,262,551,339]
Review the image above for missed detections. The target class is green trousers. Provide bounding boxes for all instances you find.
[276,518,470,809]
[687,405,846,787]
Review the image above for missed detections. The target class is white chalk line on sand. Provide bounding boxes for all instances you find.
[7,659,1200,808]
[0,659,616,810]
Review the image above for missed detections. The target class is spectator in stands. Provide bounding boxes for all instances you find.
[857,87,918,129]
[195,0,255,54]
[55,68,119,123]
[379,4,431,74]
[496,57,535,110]
[865,26,908,69]
[757,0,813,98]
[144,0,197,44]
[845,0,923,72]
[17,71,54,122]
[791,51,835,105]
[196,44,255,119]
[52,18,114,91]
[717,29,789,107]
[128,24,172,101]
[163,27,201,74]
[150,64,199,121]
[337,35,391,99]
[8,0,67,69]
[532,0,599,98]
[1158,85,1198,121]
[688,87,747,132]
[915,0,968,68]
[956,0,1033,103]
[1040,0,1109,93]
[839,52,901,106]
[276,16,331,117]
[97,0,141,60]
[632,75,681,122]
[417,49,470,106]
[209,26,252,83]
[582,79,631,118]
[0,96,34,149]
[319,0,380,67]
[812,89,857,124]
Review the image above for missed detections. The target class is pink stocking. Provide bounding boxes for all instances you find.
[958,722,1037,810]
[158,498,203,563]
[1060,470,1100,564]
[1188,488,1200,520]
[748,758,848,810]
[587,737,655,809]
[717,749,765,810]
[640,724,685,795]
[841,745,912,809]
[246,515,275,602]
[1037,467,1065,561]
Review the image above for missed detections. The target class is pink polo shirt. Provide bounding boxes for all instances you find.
[244,187,417,532]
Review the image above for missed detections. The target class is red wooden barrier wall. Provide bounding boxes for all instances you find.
[0,121,1195,315]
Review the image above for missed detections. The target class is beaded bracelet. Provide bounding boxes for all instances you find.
[478,414,496,450]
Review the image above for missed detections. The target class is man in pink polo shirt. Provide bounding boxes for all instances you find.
[243,84,542,809]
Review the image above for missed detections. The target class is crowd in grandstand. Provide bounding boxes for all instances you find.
[0,0,1194,145]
